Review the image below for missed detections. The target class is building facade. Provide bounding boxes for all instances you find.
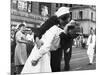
[70,5,96,34]
[11,0,73,28]
[11,0,48,28]
[11,0,96,35]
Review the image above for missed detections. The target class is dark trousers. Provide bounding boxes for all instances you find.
[26,42,34,57]
[50,32,74,72]
[50,48,63,72]
[11,42,16,63]
[64,48,72,71]
[50,47,72,72]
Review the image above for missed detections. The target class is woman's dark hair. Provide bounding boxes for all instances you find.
[18,24,25,29]
[34,16,59,39]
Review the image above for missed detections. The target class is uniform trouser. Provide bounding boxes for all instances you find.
[64,48,72,71]
[88,54,94,63]
[50,47,72,72]
[50,48,63,72]
[87,45,94,63]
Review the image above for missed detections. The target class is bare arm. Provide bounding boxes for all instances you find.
[16,32,28,44]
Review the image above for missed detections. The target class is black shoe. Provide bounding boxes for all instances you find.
[88,63,93,65]
[64,66,70,71]
[14,71,18,75]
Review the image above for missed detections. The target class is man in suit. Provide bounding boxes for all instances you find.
[31,6,76,72]
[50,20,80,72]
[50,7,71,72]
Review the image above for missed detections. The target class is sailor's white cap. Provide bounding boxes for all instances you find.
[55,7,70,17]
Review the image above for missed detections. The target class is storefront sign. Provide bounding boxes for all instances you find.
[11,9,48,21]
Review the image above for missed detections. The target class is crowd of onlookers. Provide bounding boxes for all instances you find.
[11,23,96,75]
[11,25,95,64]
[11,25,35,63]
[11,25,88,63]
[73,35,88,48]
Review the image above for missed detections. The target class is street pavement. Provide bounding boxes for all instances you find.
[11,47,96,75]
[61,47,96,71]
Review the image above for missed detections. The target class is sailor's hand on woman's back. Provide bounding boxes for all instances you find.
[35,37,44,49]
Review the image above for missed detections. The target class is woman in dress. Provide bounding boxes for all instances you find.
[14,24,28,74]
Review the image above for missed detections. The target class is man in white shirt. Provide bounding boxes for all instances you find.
[26,29,34,42]
[87,28,96,65]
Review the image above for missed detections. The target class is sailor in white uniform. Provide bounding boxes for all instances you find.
[21,7,71,74]
[87,28,96,65]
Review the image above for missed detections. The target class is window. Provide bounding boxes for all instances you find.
[69,4,72,7]
[70,12,72,20]
[91,12,93,21]
[11,0,18,9]
[12,0,17,4]
[39,3,51,16]
[56,3,59,7]
[60,3,63,7]
[64,4,68,7]
[27,1,32,13]
[17,0,28,12]
[80,27,83,33]
[79,11,83,19]
[16,0,32,13]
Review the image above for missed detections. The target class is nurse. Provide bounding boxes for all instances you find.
[14,24,28,74]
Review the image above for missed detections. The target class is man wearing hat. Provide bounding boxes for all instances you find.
[62,20,80,71]
[50,19,80,72]
[87,28,96,65]
[34,7,70,40]
[50,7,71,72]
[21,7,72,73]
